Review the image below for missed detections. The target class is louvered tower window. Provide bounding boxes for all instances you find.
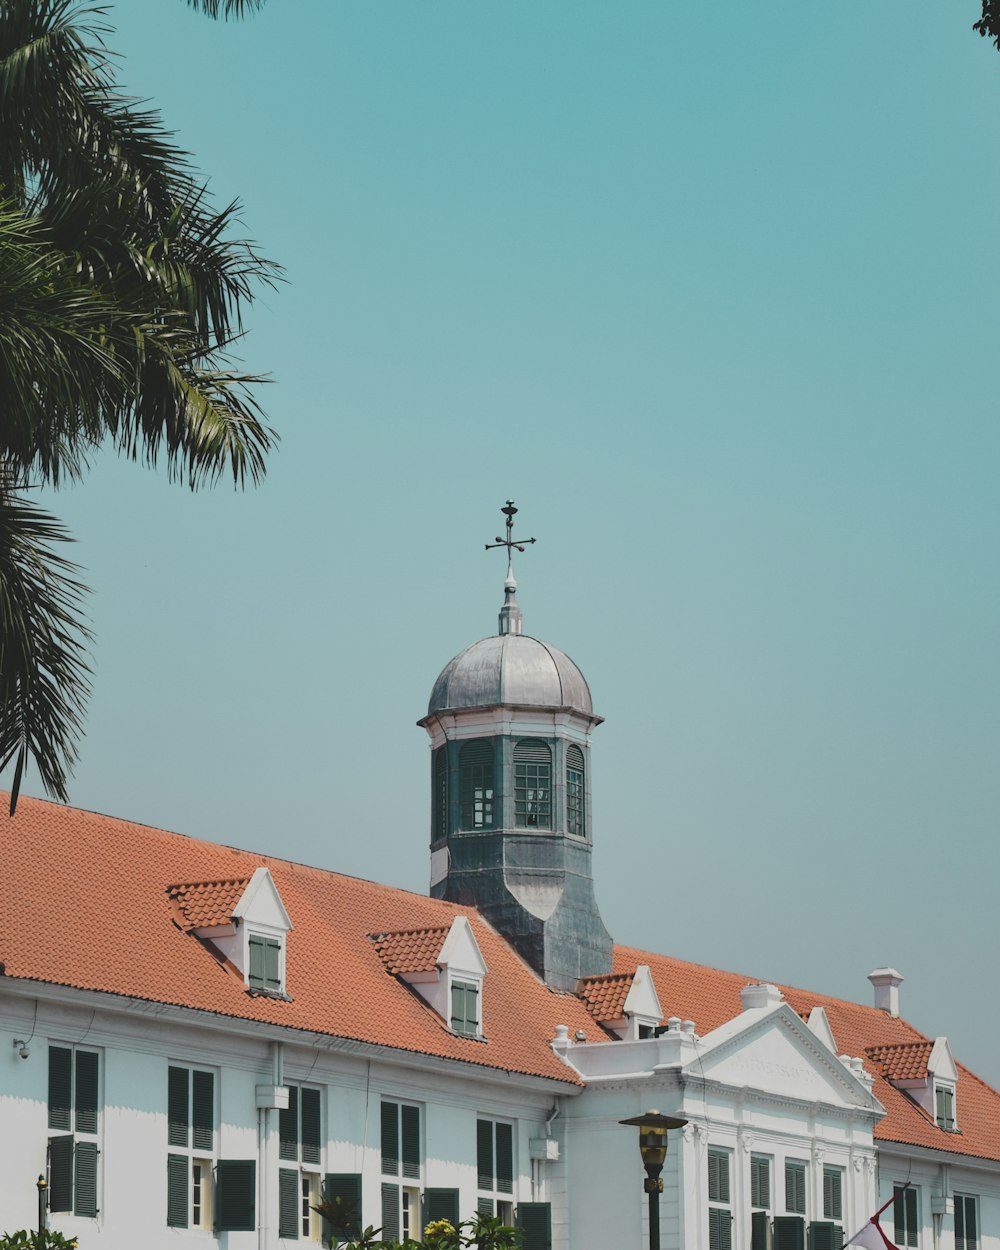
[566,744,585,837]
[432,747,448,841]
[460,740,495,829]
[514,740,551,828]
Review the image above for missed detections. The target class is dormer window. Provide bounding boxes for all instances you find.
[371,916,487,1038]
[578,964,663,1040]
[450,979,480,1035]
[514,739,551,828]
[935,1084,956,1130]
[168,867,293,998]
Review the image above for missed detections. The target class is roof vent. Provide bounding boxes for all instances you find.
[868,967,904,1017]
[740,982,784,1010]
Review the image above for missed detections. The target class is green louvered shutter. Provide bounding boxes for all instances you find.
[280,1085,300,1160]
[167,1154,189,1228]
[752,1155,771,1209]
[710,1208,734,1250]
[301,1087,321,1165]
[774,1217,806,1250]
[496,1122,513,1194]
[323,1174,363,1241]
[168,1066,190,1147]
[460,739,495,829]
[48,1136,74,1212]
[74,1140,98,1217]
[478,1198,495,1216]
[809,1224,844,1250]
[216,1159,256,1232]
[477,1119,494,1189]
[425,1188,460,1226]
[433,747,448,841]
[381,1102,399,1174]
[248,933,266,988]
[786,1162,806,1214]
[192,1070,214,1152]
[517,1202,552,1250]
[381,1183,400,1241]
[48,1047,73,1131]
[75,1051,99,1135]
[264,938,281,990]
[823,1168,843,1220]
[401,1104,420,1179]
[708,1149,730,1203]
[752,1211,771,1250]
[279,1168,300,1239]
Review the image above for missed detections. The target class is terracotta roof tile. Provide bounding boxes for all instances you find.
[371,927,450,975]
[578,972,633,1021]
[612,944,1000,1163]
[866,1041,933,1081]
[168,878,250,930]
[0,795,601,1084]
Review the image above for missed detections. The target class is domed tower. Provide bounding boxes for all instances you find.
[417,502,613,990]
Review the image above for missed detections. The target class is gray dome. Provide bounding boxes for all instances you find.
[428,634,594,717]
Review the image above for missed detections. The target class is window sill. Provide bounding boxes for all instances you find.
[247,987,293,1001]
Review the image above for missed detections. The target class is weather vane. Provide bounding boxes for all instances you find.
[485,500,536,560]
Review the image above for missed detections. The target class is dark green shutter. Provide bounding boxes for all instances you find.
[167,1153,189,1228]
[48,1047,73,1131]
[301,1087,321,1165]
[323,1174,363,1241]
[477,1119,494,1189]
[381,1183,400,1241]
[75,1051,99,1135]
[709,1149,730,1203]
[774,1217,806,1250]
[401,1103,420,1179]
[425,1188,460,1226]
[48,1136,74,1213]
[823,1169,842,1221]
[216,1159,256,1232]
[74,1140,98,1217]
[956,1197,967,1250]
[809,1224,844,1250]
[710,1208,733,1250]
[433,747,448,841]
[478,1198,495,1216]
[460,739,495,829]
[192,1070,214,1152]
[786,1162,806,1214]
[279,1168,300,1239]
[496,1122,513,1193]
[168,1066,190,1148]
[265,938,281,990]
[517,1202,552,1250]
[249,933,266,988]
[451,982,467,1032]
[280,1085,300,1160]
[752,1155,771,1209]
[381,1101,399,1174]
[752,1211,771,1250]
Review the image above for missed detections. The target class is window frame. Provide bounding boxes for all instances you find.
[451,978,480,1036]
[166,1062,216,1231]
[935,1084,956,1131]
[955,1194,978,1250]
[751,1154,772,1210]
[822,1166,843,1222]
[708,1146,733,1250]
[248,930,284,993]
[459,739,495,830]
[785,1159,807,1216]
[48,1043,101,1219]
[513,740,552,829]
[477,1118,515,1204]
[565,744,586,837]
[894,1184,919,1249]
[279,1083,324,1240]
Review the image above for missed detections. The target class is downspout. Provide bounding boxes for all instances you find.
[260,1041,284,1250]
[532,1101,561,1200]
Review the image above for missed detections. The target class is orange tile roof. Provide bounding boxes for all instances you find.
[371,927,450,975]
[578,972,633,1021]
[612,945,1000,1162]
[867,1041,933,1081]
[168,878,249,930]
[0,795,601,1084]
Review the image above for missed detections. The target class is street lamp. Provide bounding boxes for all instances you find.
[619,1110,688,1250]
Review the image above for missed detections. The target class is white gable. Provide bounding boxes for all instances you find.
[623,965,662,1022]
[929,1036,958,1082]
[232,866,293,932]
[807,1005,838,1053]
[438,915,487,978]
[691,1004,879,1110]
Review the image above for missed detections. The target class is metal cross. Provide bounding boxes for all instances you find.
[485,500,536,557]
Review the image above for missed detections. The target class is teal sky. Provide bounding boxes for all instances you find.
[14,4,1000,1083]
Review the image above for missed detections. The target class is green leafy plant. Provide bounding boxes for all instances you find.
[0,1232,81,1250]
[322,1210,521,1250]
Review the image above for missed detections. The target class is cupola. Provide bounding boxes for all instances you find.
[417,502,613,991]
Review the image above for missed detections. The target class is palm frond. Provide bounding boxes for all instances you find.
[0,481,92,813]
[184,0,267,19]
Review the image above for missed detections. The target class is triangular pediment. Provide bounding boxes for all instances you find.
[232,866,292,932]
[688,1004,879,1110]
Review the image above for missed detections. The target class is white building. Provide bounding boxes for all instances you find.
[1,529,997,1249]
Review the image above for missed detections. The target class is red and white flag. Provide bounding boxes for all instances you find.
[844,1221,900,1250]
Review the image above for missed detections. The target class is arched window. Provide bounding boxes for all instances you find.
[513,739,551,828]
[432,747,448,841]
[566,744,585,837]
[460,740,495,829]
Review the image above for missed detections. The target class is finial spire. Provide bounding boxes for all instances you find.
[485,500,536,636]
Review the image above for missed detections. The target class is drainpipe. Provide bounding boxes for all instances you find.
[532,1102,561,1200]
[259,1041,285,1250]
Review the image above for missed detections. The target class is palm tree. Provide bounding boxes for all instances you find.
[0,0,278,812]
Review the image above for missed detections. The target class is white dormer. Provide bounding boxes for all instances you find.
[372,916,488,1037]
[187,867,293,996]
[578,965,663,1039]
[619,965,663,1039]
[929,1036,959,1131]
[807,1005,838,1053]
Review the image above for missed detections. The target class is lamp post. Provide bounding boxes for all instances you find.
[620,1110,688,1250]
[36,1174,47,1233]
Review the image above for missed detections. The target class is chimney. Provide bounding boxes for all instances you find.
[868,967,904,1017]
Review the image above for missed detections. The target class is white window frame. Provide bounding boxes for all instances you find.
[167,1062,217,1231]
